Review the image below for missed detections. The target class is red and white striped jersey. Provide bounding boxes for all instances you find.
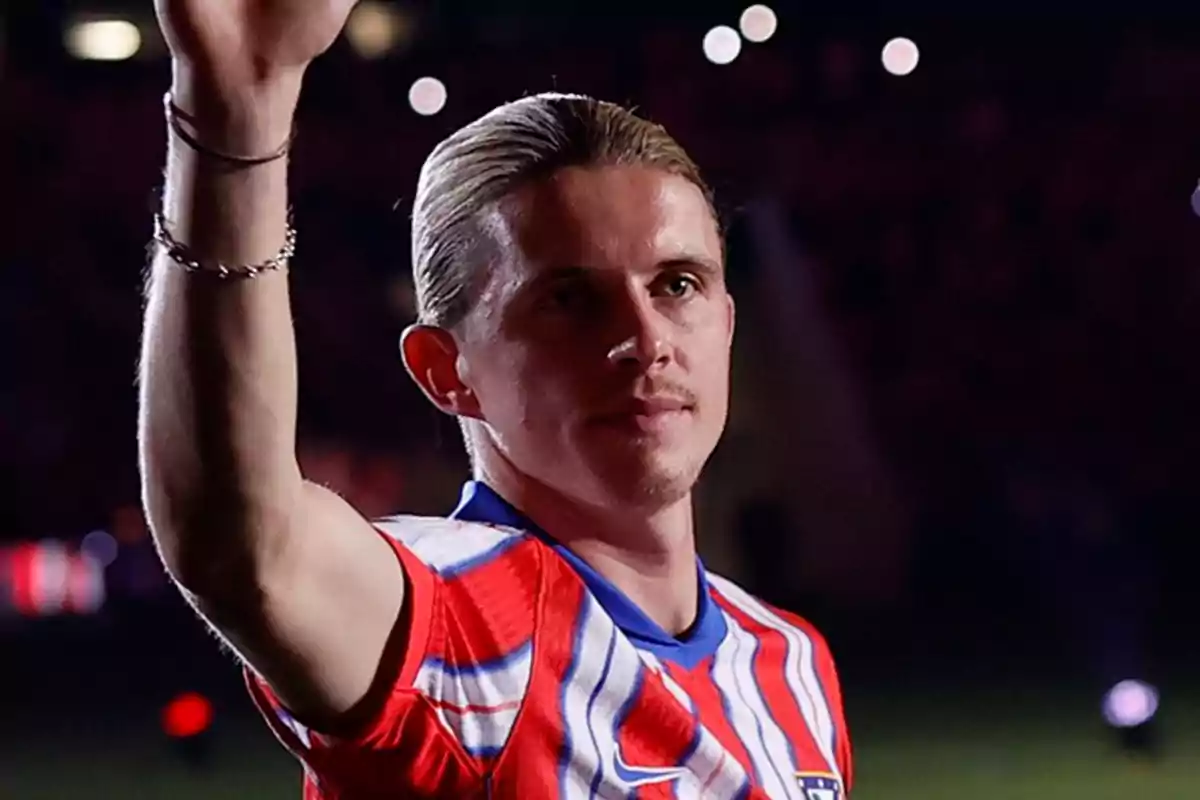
[248,481,852,799]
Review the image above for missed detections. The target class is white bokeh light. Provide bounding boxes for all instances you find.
[739,5,778,44]
[408,77,447,116]
[65,19,141,61]
[1103,679,1160,728]
[881,36,920,76]
[703,25,742,65]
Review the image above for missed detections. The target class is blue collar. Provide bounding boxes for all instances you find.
[451,481,726,670]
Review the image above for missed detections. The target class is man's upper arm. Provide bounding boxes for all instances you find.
[189,480,426,731]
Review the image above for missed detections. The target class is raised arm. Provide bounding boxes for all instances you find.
[139,0,406,729]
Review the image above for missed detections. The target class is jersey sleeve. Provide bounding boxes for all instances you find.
[244,518,541,797]
[818,636,853,793]
[244,527,484,797]
[776,607,853,793]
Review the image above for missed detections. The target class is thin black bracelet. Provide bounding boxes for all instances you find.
[163,92,294,166]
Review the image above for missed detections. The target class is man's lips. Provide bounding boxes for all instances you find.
[593,395,695,432]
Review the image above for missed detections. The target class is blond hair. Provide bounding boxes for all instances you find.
[410,92,715,328]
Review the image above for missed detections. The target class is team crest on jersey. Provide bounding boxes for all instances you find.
[796,772,843,800]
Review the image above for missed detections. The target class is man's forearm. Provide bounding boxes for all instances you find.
[139,69,307,585]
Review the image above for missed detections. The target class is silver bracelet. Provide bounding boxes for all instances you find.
[153,213,297,279]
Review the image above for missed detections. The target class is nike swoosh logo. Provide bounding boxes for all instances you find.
[613,749,688,786]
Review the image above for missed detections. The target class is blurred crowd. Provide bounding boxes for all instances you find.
[3,22,1200,654]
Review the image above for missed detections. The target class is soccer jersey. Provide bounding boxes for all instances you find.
[248,481,852,799]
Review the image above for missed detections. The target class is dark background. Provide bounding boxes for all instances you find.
[2,2,1199,797]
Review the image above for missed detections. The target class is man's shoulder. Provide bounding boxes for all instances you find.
[371,514,543,764]
[373,513,538,580]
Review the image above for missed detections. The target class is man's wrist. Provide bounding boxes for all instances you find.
[169,63,304,157]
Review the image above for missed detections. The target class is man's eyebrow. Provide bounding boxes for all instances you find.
[513,256,723,296]
[657,255,723,279]
[516,265,591,290]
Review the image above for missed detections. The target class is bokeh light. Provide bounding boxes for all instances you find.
[882,36,920,76]
[1103,680,1160,728]
[408,77,447,116]
[163,692,214,739]
[81,529,118,568]
[739,5,778,44]
[703,25,742,65]
[346,1,403,59]
[65,19,141,61]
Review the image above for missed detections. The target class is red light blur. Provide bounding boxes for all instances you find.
[162,692,213,738]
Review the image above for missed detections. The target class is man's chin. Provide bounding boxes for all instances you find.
[586,451,701,509]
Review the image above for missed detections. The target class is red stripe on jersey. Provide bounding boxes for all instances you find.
[488,556,580,798]
[431,537,541,667]
[618,668,702,800]
[665,658,757,780]
[715,597,830,773]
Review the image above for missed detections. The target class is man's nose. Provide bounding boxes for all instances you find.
[606,293,671,369]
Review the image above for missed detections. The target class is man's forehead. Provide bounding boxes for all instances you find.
[488,166,722,274]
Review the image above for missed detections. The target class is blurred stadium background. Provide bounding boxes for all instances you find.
[3,1,1200,797]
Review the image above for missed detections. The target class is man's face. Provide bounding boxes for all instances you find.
[457,165,734,510]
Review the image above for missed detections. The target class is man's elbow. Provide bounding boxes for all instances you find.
[144,495,284,603]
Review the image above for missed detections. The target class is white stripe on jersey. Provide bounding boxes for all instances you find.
[375,515,523,575]
[562,598,697,798]
[414,640,533,757]
[709,620,801,800]
[560,598,606,798]
[676,746,751,800]
[709,575,841,781]
[560,599,625,798]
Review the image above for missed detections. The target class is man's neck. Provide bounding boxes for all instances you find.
[479,461,700,637]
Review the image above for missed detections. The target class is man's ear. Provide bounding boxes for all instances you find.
[725,292,736,345]
[400,324,483,419]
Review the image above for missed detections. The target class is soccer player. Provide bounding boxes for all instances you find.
[139,1,853,797]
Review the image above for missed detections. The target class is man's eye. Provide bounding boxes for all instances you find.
[660,274,700,299]
[545,282,597,311]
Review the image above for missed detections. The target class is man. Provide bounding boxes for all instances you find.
[139,1,852,797]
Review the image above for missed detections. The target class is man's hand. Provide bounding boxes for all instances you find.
[153,0,358,150]
[155,0,357,85]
